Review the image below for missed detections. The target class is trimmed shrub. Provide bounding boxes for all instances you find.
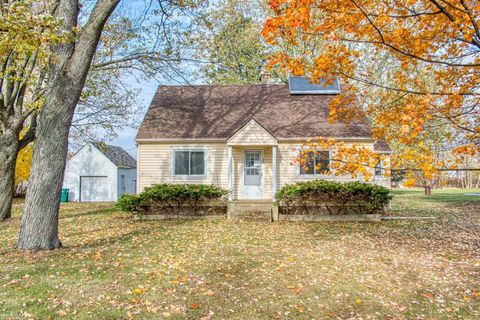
[116,184,228,215]
[117,194,142,212]
[275,179,392,215]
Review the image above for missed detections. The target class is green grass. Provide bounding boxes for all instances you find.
[391,188,480,203]
[1,189,479,319]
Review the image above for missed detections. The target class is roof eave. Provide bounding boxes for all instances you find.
[136,136,374,143]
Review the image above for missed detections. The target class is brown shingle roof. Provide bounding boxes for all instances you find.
[136,84,373,140]
[94,143,136,168]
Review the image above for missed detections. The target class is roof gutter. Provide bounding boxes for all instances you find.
[136,136,374,144]
[278,137,373,142]
[136,138,226,144]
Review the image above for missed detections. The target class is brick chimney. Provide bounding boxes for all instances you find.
[261,72,273,84]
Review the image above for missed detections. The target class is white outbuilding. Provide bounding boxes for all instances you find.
[62,142,137,202]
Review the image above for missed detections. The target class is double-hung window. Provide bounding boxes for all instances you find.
[173,149,206,176]
[299,150,330,175]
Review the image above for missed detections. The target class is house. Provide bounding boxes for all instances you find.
[62,142,137,202]
[136,77,391,213]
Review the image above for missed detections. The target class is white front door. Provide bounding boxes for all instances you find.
[80,176,109,202]
[243,151,263,199]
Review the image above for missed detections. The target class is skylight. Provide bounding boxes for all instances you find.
[288,77,341,95]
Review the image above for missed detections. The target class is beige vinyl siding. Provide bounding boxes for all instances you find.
[277,141,378,188]
[228,120,277,146]
[137,142,228,192]
[137,139,386,197]
[138,142,274,200]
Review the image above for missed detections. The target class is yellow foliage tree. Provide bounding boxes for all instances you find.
[0,0,66,219]
[15,144,32,187]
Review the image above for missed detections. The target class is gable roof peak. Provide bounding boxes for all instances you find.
[227,118,278,146]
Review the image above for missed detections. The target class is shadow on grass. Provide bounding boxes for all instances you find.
[424,193,480,204]
[66,218,194,251]
[390,189,425,195]
[67,227,155,250]
[59,207,118,220]
[392,189,480,205]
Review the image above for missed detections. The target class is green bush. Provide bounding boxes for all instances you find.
[117,194,142,212]
[116,184,228,214]
[275,179,392,214]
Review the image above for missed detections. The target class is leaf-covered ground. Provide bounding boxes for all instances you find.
[1,189,479,319]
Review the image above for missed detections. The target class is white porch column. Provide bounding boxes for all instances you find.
[227,145,233,201]
[272,145,277,201]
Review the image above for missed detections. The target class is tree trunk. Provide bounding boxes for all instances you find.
[424,185,431,195]
[16,0,120,250]
[0,132,20,220]
[16,77,80,250]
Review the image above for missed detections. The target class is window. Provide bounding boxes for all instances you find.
[173,149,206,176]
[299,150,330,175]
[375,160,384,176]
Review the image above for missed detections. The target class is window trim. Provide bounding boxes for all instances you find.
[171,147,208,178]
[297,148,331,176]
[374,159,384,177]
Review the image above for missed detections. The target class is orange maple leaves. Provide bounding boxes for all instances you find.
[296,138,389,181]
[263,0,480,183]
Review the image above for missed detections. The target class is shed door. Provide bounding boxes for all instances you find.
[80,176,109,202]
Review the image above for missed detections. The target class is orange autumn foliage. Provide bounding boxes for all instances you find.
[297,138,389,182]
[263,0,480,183]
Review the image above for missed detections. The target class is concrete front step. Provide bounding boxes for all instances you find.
[230,212,272,223]
[231,216,272,223]
[230,207,272,214]
[231,200,273,204]
[228,201,275,222]
[230,211,272,218]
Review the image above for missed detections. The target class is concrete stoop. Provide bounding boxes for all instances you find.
[227,200,277,223]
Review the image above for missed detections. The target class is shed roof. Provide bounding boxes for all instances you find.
[136,84,373,141]
[93,143,136,169]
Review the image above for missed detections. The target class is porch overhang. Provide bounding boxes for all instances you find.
[227,119,278,146]
[227,141,278,146]
[227,145,278,202]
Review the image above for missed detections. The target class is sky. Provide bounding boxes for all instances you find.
[105,1,163,157]
[109,77,158,158]
[87,0,202,159]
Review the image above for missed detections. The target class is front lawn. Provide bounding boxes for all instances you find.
[1,189,479,319]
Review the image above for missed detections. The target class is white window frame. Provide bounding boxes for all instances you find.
[171,147,208,178]
[297,148,332,177]
[374,159,384,177]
